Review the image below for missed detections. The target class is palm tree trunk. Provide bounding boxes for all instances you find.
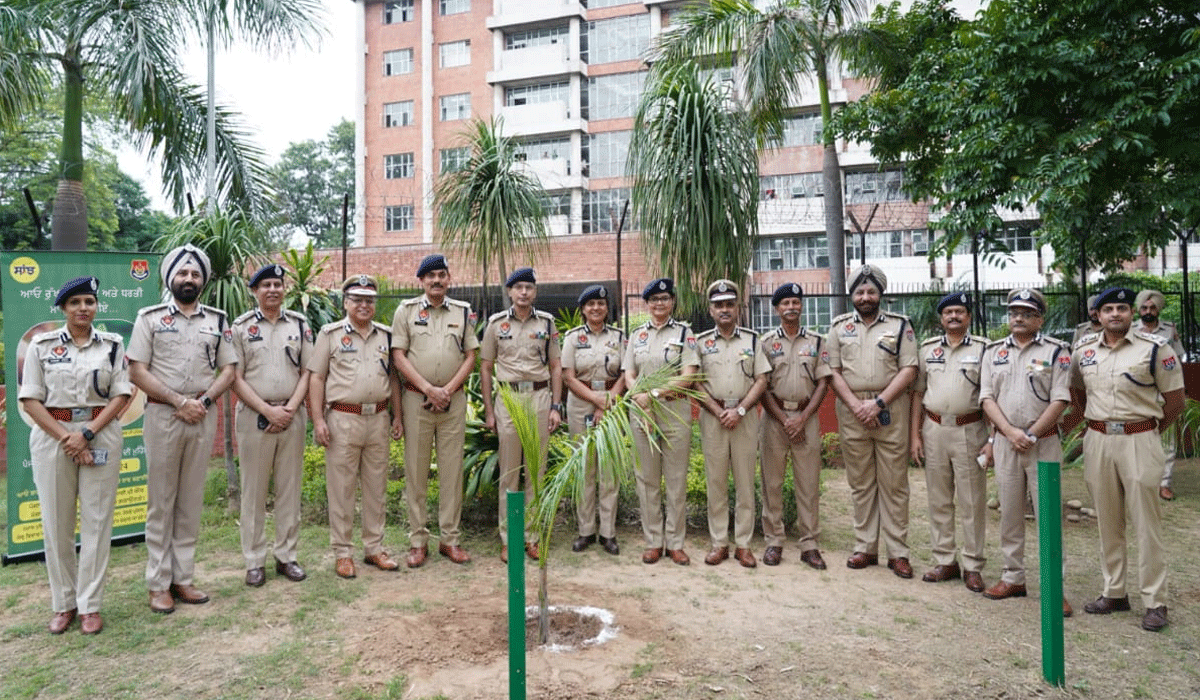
[538,563,549,644]
[816,59,846,315]
[52,44,87,251]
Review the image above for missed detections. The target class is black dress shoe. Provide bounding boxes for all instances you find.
[800,549,827,570]
[245,567,266,587]
[763,546,783,566]
[1084,595,1131,615]
[572,534,596,552]
[275,559,307,582]
[598,536,620,555]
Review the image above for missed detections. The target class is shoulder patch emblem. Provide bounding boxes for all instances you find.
[1163,356,1177,371]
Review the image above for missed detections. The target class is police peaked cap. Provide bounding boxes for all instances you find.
[707,279,739,302]
[1006,288,1046,314]
[56,276,100,307]
[342,274,378,295]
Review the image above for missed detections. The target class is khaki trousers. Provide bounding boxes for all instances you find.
[235,403,306,569]
[921,418,988,572]
[700,410,759,549]
[836,393,911,559]
[31,418,122,614]
[495,387,550,545]
[760,410,821,551]
[567,394,618,539]
[402,389,466,549]
[630,399,692,551]
[143,403,218,590]
[993,435,1065,585]
[324,410,390,558]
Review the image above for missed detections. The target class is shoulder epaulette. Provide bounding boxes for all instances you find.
[920,336,942,347]
[533,309,555,321]
[137,302,170,317]
[31,329,62,344]
[200,303,226,318]
[696,328,717,339]
[446,298,470,309]
[233,309,257,324]
[1072,332,1099,350]
[1133,329,1168,346]
[831,312,855,325]
[882,311,912,322]
[96,329,123,343]
[372,321,391,334]
[969,335,990,346]
[985,338,1007,349]
[566,325,586,336]
[738,326,758,336]
[282,309,307,323]
[487,310,508,323]
[1041,335,1069,348]
[318,320,344,335]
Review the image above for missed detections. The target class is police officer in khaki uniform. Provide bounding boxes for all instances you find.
[1071,287,1184,632]
[1132,289,1184,502]
[827,264,918,578]
[624,278,700,565]
[308,275,403,579]
[480,267,563,563]
[129,245,237,613]
[231,264,312,587]
[21,276,131,635]
[1072,295,1101,347]
[696,280,770,568]
[391,254,479,568]
[562,284,626,555]
[760,283,831,569]
[909,292,989,592]
[979,288,1072,617]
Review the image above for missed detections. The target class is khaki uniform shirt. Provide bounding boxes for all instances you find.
[1132,319,1184,358]
[307,319,392,405]
[1071,329,1184,421]
[979,333,1071,429]
[695,327,771,402]
[391,295,480,386]
[1072,321,1102,348]
[623,318,700,378]
[914,334,989,415]
[561,324,625,386]
[19,328,133,405]
[480,307,560,382]
[231,308,312,402]
[825,311,918,392]
[763,326,832,407]
[127,302,236,394]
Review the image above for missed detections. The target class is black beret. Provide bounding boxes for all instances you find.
[642,277,674,300]
[577,284,608,306]
[1094,287,1136,309]
[248,263,285,288]
[505,267,536,287]
[416,254,448,278]
[771,283,803,306]
[56,276,99,307]
[936,292,971,314]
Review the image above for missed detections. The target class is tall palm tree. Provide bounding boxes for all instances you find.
[650,0,872,315]
[0,0,323,251]
[433,117,550,314]
[628,63,760,314]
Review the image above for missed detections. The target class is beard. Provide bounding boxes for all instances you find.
[1140,313,1157,324]
[172,281,200,304]
[854,299,879,317]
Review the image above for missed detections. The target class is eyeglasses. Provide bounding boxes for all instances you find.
[1008,309,1041,319]
[647,295,673,304]
[347,296,376,305]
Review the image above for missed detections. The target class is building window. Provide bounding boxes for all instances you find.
[584,14,650,65]
[994,223,1038,253]
[760,172,826,200]
[383,48,413,76]
[781,113,823,146]
[588,131,631,179]
[384,101,414,127]
[505,81,570,107]
[440,0,469,16]
[583,188,633,234]
[750,295,831,333]
[439,93,471,121]
[845,229,928,261]
[845,169,907,204]
[386,205,414,232]
[505,25,568,50]
[440,147,470,174]
[439,40,471,68]
[513,137,569,163]
[754,234,829,271]
[384,0,413,24]
[384,153,414,179]
[587,72,646,120]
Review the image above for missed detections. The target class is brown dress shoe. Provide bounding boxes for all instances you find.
[49,609,77,634]
[149,590,175,614]
[983,580,1028,600]
[572,534,596,552]
[363,551,400,571]
[80,612,103,635]
[846,552,879,569]
[525,542,540,560]
[1063,597,1073,618]
[1083,595,1131,614]
[763,546,783,566]
[406,546,429,568]
[275,559,307,582]
[335,557,357,579]
[800,549,827,570]
[598,536,620,555]
[963,571,985,592]
[1142,606,1169,632]
[642,547,663,564]
[438,543,471,564]
[734,548,757,568]
[245,567,266,587]
[170,583,210,604]
[704,546,729,565]
[1159,486,1175,501]
[922,563,962,583]
[888,557,914,579]
[667,549,690,565]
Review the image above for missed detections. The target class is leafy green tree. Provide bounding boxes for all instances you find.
[650,0,873,314]
[112,171,175,252]
[836,0,1200,275]
[281,241,341,333]
[628,64,760,314]
[270,119,355,248]
[433,118,550,315]
[0,0,323,251]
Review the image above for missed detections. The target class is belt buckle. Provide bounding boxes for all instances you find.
[517,381,534,393]
[1105,421,1125,434]
[590,380,608,391]
[361,403,378,415]
[71,407,91,421]
[783,400,800,411]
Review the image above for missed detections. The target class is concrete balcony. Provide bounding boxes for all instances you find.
[488,43,586,84]
[498,101,586,138]
[487,0,585,30]
[515,157,586,191]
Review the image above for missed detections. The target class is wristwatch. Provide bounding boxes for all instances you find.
[81,428,95,442]
[201,395,213,409]
[1026,431,1038,444]
[551,403,564,414]
[736,406,746,417]
[874,397,887,410]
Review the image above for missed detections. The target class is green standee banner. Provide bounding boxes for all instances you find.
[2,251,161,564]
